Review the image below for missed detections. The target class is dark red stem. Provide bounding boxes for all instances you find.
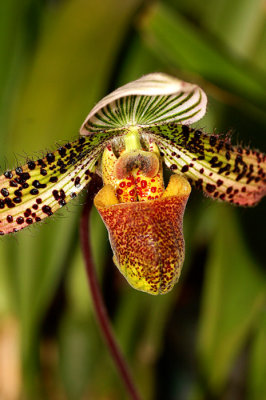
[80,176,142,400]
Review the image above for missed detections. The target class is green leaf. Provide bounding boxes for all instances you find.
[139,3,266,114]
[0,0,141,393]
[197,204,266,393]
[248,310,266,400]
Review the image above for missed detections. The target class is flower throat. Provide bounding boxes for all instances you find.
[101,128,165,203]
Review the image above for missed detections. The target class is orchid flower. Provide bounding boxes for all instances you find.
[0,73,265,295]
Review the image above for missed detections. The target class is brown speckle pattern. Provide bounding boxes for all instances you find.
[96,192,189,295]
[146,124,266,206]
[0,129,123,234]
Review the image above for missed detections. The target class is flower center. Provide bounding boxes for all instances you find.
[101,129,164,203]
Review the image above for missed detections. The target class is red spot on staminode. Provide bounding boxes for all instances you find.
[141,180,147,188]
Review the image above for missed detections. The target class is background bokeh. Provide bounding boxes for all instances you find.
[0,0,265,399]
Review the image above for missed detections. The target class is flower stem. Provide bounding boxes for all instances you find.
[80,175,142,400]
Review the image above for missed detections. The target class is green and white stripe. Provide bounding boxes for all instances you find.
[80,73,207,133]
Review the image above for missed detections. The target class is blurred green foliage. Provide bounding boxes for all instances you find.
[0,0,265,399]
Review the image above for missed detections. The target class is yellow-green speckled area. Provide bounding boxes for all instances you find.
[95,176,190,295]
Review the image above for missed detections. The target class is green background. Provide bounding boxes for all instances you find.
[0,0,265,399]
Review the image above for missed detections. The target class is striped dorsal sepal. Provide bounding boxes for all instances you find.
[80,73,207,133]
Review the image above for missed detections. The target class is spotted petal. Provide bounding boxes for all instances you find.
[0,130,120,235]
[146,124,266,206]
[80,73,207,133]
[94,174,191,295]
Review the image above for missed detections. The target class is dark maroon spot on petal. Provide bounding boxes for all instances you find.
[14,190,22,197]
[52,190,59,200]
[74,177,81,187]
[0,231,4,235]
[0,200,5,209]
[70,192,77,198]
[10,180,18,187]
[35,217,41,222]
[32,180,46,189]
[27,161,36,170]
[49,176,58,183]
[4,171,13,179]
[32,204,38,210]
[20,172,30,181]
[1,188,9,197]
[210,156,218,164]
[24,209,31,217]
[13,197,22,203]
[37,159,46,168]
[46,153,55,163]
[36,198,42,204]
[226,187,233,194]
[199,168,204,174]
[59,200,66,207]
[217,179,223,187]
[241,187,246,192]
[40,169,47,176]
[26,218,33,224]
[5,198,15,208]
[42,205,52,216]
[170,164,177,170]
[15,167,23,175]
[181,165,189,173]
[16,217,24,224]
[7,215,13,223]
[206,183,216,193]
[58,147,66,157]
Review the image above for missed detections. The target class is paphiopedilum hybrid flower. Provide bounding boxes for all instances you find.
[0,73,265,294]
